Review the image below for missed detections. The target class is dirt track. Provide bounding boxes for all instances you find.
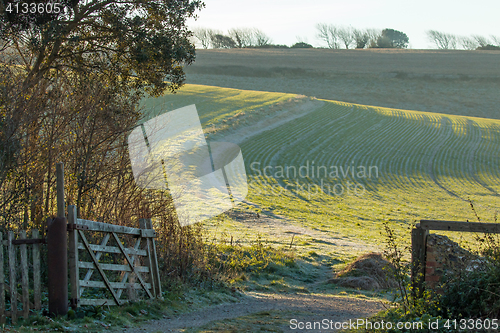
[120,292,385,332]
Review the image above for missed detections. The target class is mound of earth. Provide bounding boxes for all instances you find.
[330,252,397,290]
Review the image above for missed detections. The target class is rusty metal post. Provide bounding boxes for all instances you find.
[47,162,68,316]
[47,217,68,316]
[56,163,65,219]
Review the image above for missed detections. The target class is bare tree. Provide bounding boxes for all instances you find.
[491,35,500,46]
[203,29,222,48]
[253,29,272,46]
[352,29,370,49]
[337,26,354,49]
[365,29,381,47]
[316,23,329,47]
[473,35,490,48]
[316,23,340,49]
[426,30,458,49]
[192,27,213,49]
[459,36,479,50]
[317,24,381,49]
[228,28,255,48]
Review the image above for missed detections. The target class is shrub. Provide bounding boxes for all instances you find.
[370,29,409,49]
[246,44,290,49]
[477,44,500,50]
[291,42,313,48]
[438,263,500,319]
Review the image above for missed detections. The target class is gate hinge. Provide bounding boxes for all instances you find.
[67,224,89,231]
[70,298,79,308]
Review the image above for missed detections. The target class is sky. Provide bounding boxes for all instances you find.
[187,0,500,49]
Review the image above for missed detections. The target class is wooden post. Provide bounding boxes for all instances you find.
[32,230,41,311]
[0,232,5,324]
[8,231,17,324]
[146,219,161,298]
[19,231,29,319]
[139,219,155,298]
[411,225,428,298]
[68,205,79,310]
[56,163,65,218]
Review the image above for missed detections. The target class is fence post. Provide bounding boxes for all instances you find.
[411,225,428,298]
[19,231,29,319]
[139,219,156,298]
[68,205,79,310]
[8,231,17,324]
[146,219,161,298]
[32,229,41,311]
[0,232,5,324]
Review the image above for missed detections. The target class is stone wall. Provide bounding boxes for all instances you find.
[424,234,479,290]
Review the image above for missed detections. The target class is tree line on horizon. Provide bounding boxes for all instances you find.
[192,25,410,49]
[426,30,500,50]
[315,24,409,49]
[193,25,500,50]
[192,27,276,49]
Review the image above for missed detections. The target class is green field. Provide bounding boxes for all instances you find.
[141,83,500,257]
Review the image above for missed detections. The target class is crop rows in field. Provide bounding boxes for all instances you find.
[242,101,500,203]
[143,84,500,244]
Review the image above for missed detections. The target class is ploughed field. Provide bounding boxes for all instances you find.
[141,82,500,252]
[185,48,500,120]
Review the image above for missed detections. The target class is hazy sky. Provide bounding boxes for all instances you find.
[187,0,500,49]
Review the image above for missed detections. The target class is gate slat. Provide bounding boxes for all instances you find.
[79,280,151,289]
[79,298,120,306]
[78,261,150,272]
[77,243,147,256]
[76,219,148,235]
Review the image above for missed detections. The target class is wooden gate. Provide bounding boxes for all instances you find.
[68,205,161,307]
[0,230,43,324]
